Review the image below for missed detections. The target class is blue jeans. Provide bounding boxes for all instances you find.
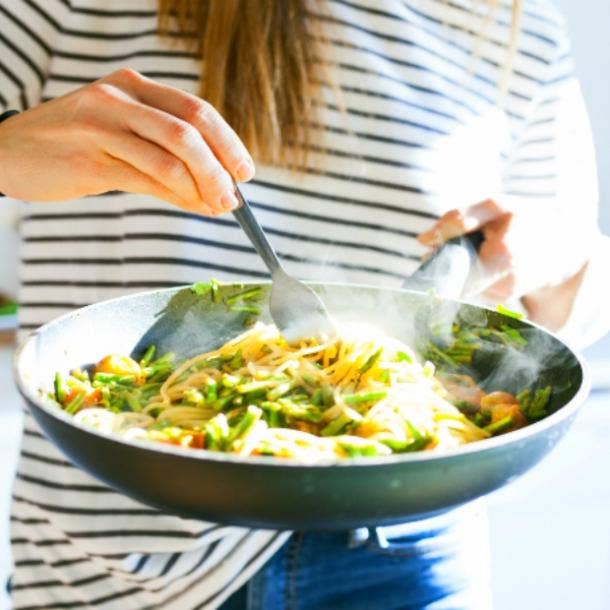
[219,502,492,610]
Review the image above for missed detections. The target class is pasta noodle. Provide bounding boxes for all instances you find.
[52,322,534,462]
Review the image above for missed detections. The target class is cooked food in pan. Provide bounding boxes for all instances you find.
[51,320,551,461]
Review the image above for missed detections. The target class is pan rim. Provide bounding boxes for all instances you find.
[13,281,591,469]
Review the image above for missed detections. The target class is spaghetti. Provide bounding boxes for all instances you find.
[52,322,534,461]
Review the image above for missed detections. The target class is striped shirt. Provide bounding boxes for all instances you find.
[1,0,606,608]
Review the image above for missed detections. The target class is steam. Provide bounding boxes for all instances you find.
[270,210,578,414]
[298,249,577,413]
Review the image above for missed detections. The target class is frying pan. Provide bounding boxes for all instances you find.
[14,268,589,530]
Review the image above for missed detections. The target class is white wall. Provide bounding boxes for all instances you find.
[555,0,610,231]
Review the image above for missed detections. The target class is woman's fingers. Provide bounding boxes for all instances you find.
[417,201,520,299]
[0,69,250,213]
[106,156,198,210]
[105,68,255,182]
[418,199,506,247]
[99,130,213,213]
[121,101,239,213]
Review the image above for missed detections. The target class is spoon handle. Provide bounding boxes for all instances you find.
[232,185,282,275]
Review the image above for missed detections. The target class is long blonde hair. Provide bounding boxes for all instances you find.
[159,0,522,167]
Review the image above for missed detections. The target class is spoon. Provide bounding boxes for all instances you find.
[232,185,336,344]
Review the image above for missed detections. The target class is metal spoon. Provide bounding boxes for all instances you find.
[232,185,336,343]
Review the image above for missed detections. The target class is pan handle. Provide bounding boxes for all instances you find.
[401,230,484,299]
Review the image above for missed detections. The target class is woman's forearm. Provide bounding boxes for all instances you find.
[520,263,588,331]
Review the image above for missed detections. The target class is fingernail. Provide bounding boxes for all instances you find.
[221,191,240,211]
[235,158,255,182]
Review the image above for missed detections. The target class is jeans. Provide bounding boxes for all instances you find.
[218,502,492,610]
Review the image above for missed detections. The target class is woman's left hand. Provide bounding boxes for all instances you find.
[417,198,590,327]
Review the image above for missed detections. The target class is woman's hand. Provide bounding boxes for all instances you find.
[417,198,589,329]
[0,68,254,215]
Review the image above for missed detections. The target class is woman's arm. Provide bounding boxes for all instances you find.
[0,69,255,215]
[417,197,593,332]
[417,22,607,347]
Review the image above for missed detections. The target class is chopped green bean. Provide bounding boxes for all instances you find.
[225,287,263,304]
[343,391,387,405]
[65,391,86,415]
[139,345,156,367]
[496,304,524,320]
[485,415,514,435]
[360,349,383,374]
[54,372,68,403]
[321,413,353,436]
[206,379,218,402]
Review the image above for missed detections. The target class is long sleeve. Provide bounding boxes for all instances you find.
[0,0,61,111]
[501,17,609,350]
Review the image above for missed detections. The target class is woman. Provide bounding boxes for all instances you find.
[1,1,608,608]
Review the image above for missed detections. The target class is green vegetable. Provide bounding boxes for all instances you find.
[499,325,527,348]
[225,287,263,304]
[205,414,230,450]
[310,389,324,407]
[228,350,245,370]
[124,392,143,412]
[473,411,491,427]
[71,369,89,383]
[205,379,218,402]
[379,369,391,384]
[321,413,353,436]
[191,278,222,298]
[93,372,136,385]
[343,391,387,406]
[452,400,479,415]
[229,405,263,443]
[359,349,383,374]
[260,401,284,428]
[321,384,335,407]
[54,373,68,403]
[191,281,213,295]
[65,391,86,415]
[139,345,156,367]
[229,305,261,315]
[237,379,275,394]
[338,439,388,457]
[267,381,294,400]
[485,415,514,435]
[219,374,238,388]
[496,304,524,320]
[518,386,552,422]
[423,342,460,368]
[210,279,221,303]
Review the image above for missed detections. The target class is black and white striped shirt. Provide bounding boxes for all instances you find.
[2,0,606,608]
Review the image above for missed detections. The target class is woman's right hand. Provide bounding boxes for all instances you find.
[0,68,255,215]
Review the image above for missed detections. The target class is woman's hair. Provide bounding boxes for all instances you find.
[159,0,522,167]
